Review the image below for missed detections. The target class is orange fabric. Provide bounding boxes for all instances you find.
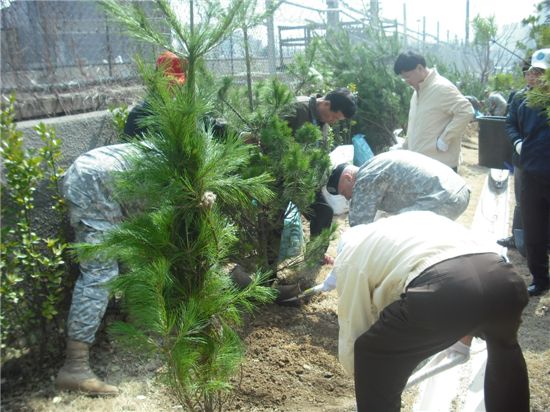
[156,51,187,85]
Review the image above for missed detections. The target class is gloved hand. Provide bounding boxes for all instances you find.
[436,137,449,152]
[320,270,337,292]
[514,140,523,155]
[447,340,470,357]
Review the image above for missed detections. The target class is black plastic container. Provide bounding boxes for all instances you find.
[477,116,513,169]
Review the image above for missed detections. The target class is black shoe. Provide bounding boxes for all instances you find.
[497,236,516,248]
[528,283,550,297]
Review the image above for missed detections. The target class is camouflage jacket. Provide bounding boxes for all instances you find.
[62,143,139,230]
[349,150,468,226]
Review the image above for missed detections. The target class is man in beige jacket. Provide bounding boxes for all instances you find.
[394,51,473,171]
[333,212,529,412]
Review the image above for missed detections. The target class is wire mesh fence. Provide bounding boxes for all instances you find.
[1,1,169,89]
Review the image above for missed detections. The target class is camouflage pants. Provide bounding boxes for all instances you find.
[66,219,119,344]
[62,165,123,344]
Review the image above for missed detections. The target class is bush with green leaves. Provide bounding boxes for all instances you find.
[1,95,69,361]
[285,38,333,96]
[430,57,487,100]
[108,103,129,138]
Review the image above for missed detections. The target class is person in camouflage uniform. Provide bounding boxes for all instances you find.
[326,150,470,227]
[56,51,188,396]
[55,143,140,395]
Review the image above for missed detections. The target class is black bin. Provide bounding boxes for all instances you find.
[477,116,513,169]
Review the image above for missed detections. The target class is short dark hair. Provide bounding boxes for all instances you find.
[394,51,426,75]
[324,88,357,119]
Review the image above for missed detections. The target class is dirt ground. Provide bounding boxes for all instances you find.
[2,123,549,411]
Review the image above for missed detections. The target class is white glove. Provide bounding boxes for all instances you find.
[436,137,449,152]
[515,140,523,155]
[447,340,471,357]
[320,270,337,292]
[389,142,403,151]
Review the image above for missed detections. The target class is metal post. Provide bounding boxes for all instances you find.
[104,13,113,77]
[278,26,284,69]
[229,33,234,75]
[370,0,379,27]
[403,3,407,46]
[422,16,426,47]
[465,0,470,45]
[265,0,276,74]
[326,0,339,36]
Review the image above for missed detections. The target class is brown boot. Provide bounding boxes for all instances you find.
[55,339,119,395]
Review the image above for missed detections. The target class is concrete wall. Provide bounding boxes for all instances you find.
[13,110,120,239]
[17,109,119,167]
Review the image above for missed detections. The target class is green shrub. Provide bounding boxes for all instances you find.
[108,103,129,137]
[1,94,69,361]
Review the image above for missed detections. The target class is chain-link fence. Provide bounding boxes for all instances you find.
[1,0,169,119]
[0,0,480,120]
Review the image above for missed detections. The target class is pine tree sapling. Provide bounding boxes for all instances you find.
[220,79,333,281]
[96,83,273,408]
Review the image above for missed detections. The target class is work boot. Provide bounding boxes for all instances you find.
[55,339,119,395]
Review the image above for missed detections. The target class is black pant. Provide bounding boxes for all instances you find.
[521,171,550,288]
[511,166,524,232]
[303,190,333,237]
[354,253,529,412]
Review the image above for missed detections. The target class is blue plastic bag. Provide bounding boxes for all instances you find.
[352,134,374,166]
[278,202,305,261]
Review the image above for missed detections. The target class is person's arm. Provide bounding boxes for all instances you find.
[436,87,474,151]
[124,101,151,139]
[282,101,309,135]
[505,93,524,154]
[402,94,416,150]
[487,95,497,115]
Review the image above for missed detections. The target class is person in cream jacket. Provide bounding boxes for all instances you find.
[394,51,473,171]
[332,211,529,412]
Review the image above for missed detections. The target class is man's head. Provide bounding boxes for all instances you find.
[326,163,358,200]
[156,51,187,86]
[524,48,549,87]
[394,51,429,90]
[317,88,357,125]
